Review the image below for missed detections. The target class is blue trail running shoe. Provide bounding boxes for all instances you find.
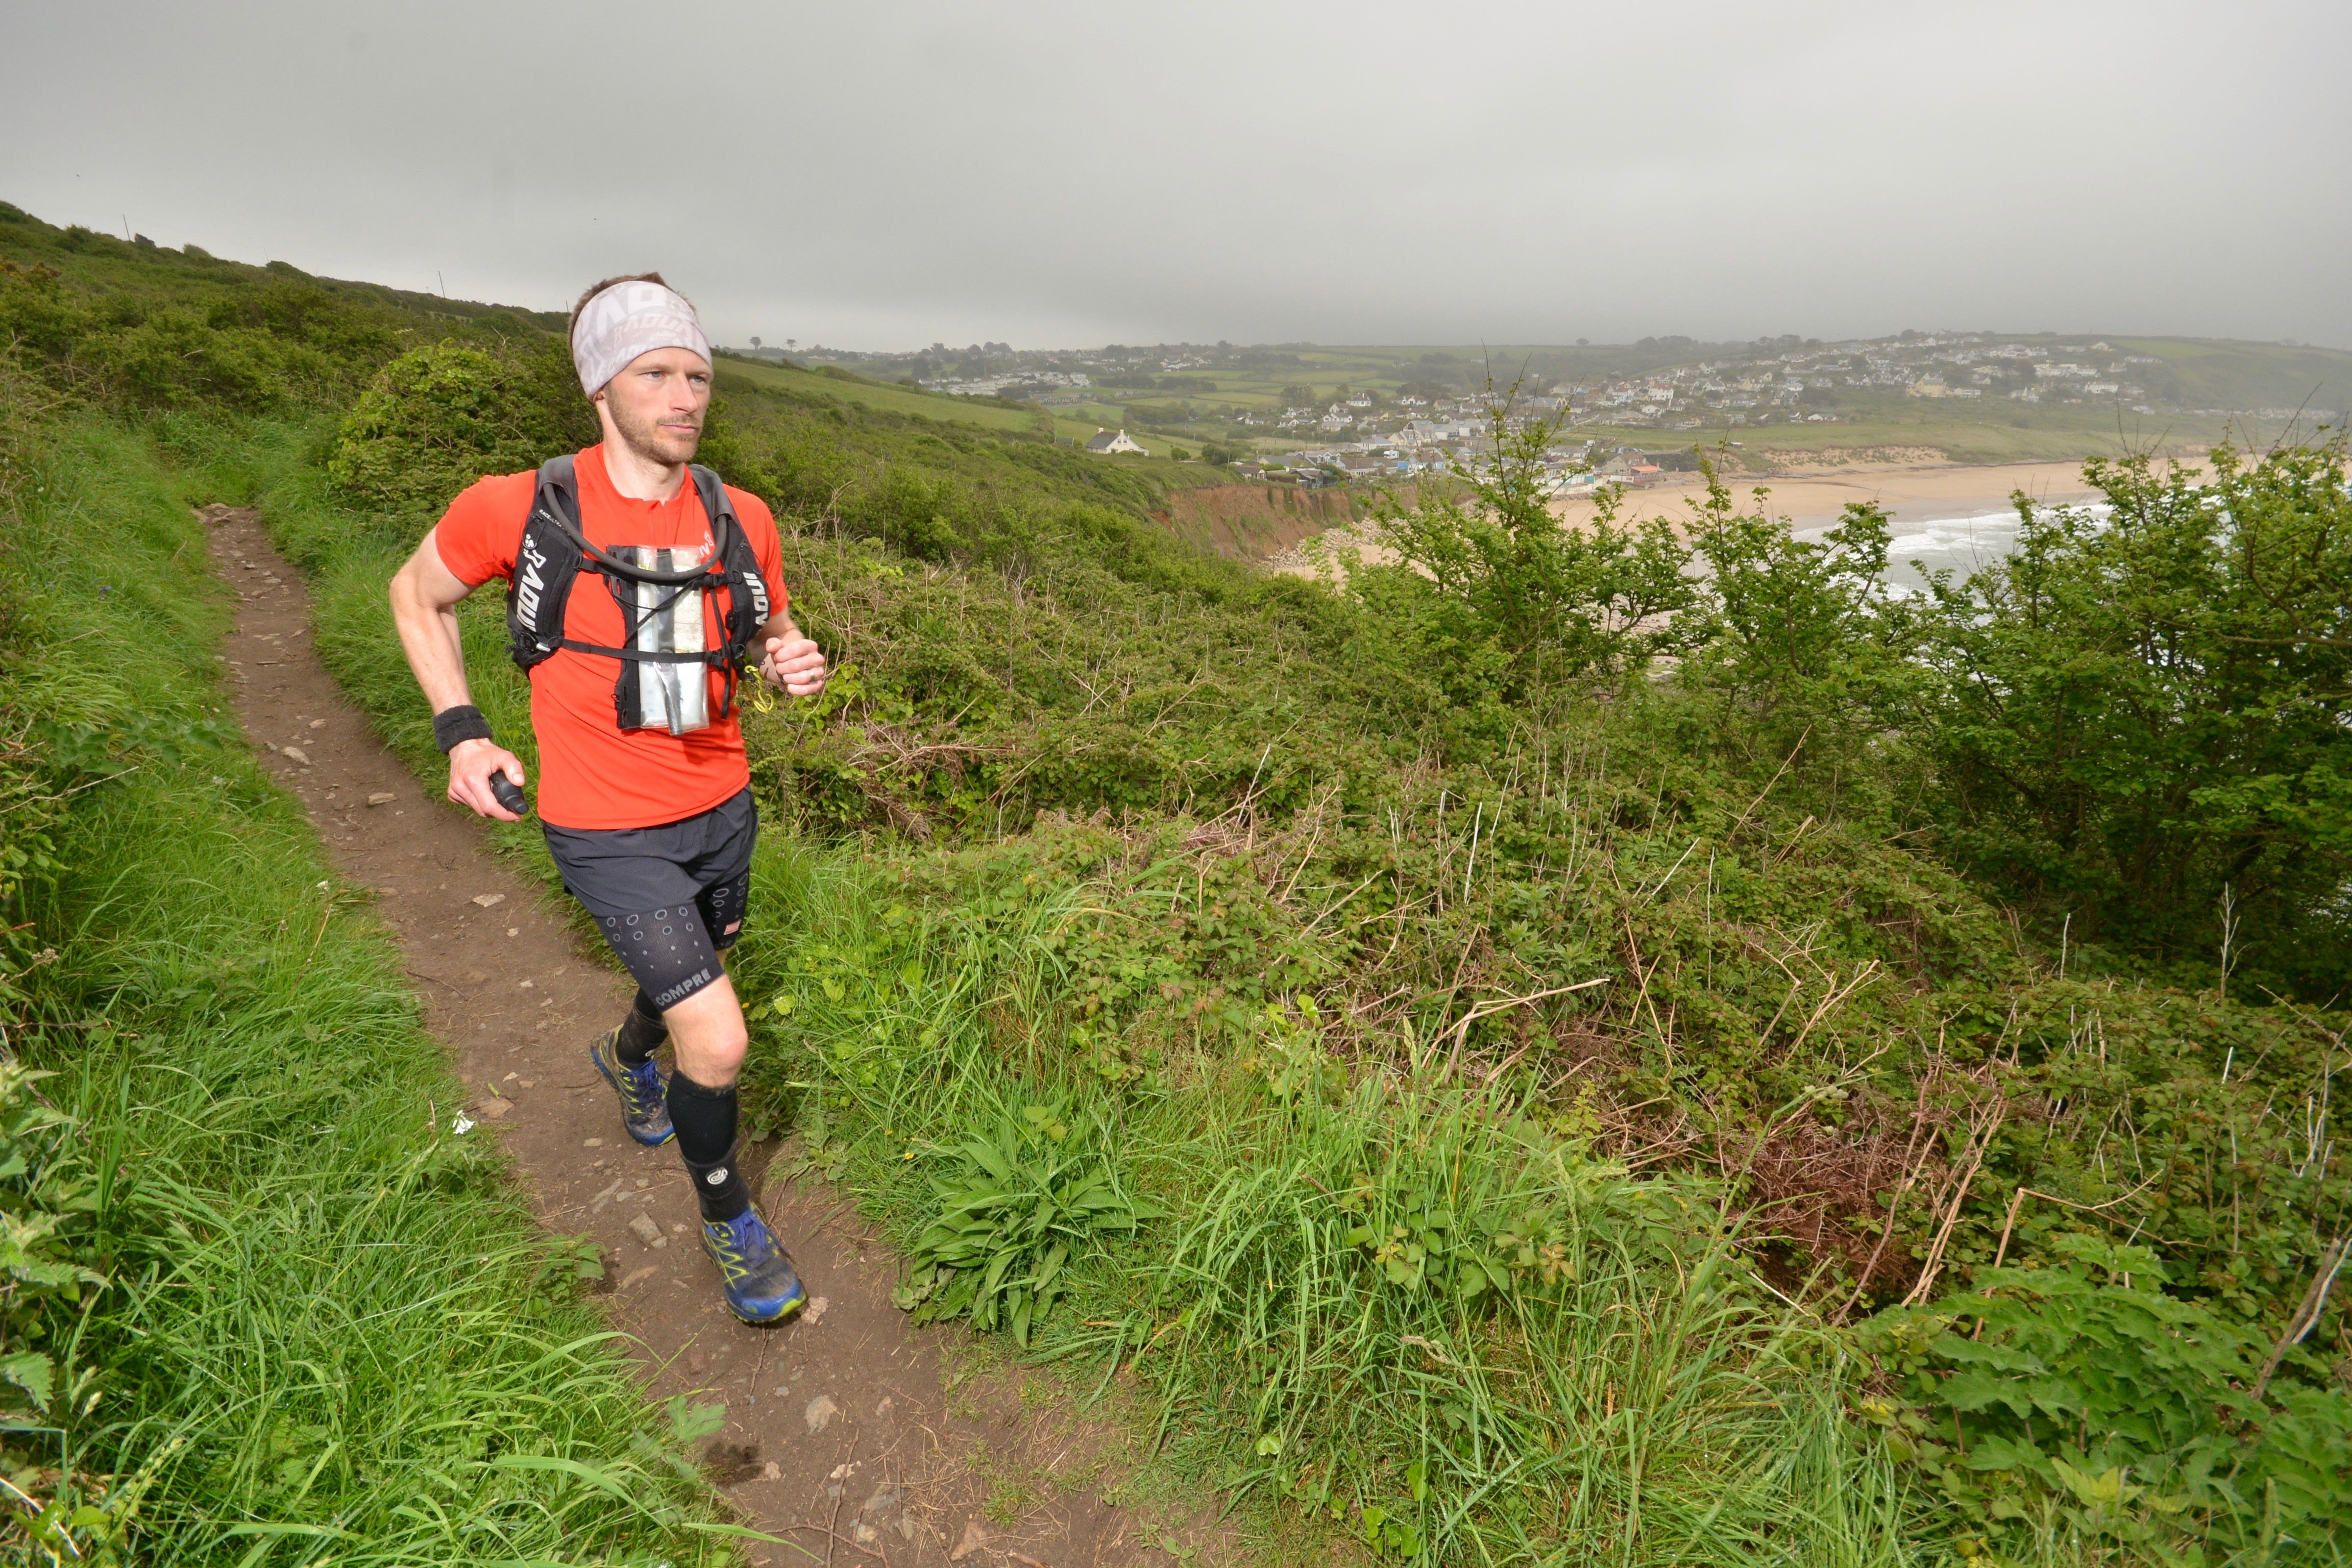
[589,1029,674,1146]
[702,1208,808,1324]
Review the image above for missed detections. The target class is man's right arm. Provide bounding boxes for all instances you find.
[388,526,529,822]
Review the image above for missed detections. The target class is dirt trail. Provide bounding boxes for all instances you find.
[202,506,1212,1568]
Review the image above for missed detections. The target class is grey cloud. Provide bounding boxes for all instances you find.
[5,0,2345,348]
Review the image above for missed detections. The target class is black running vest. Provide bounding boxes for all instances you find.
[504,455,773,730]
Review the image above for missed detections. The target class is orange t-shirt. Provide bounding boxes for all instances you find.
[433,444,787,830]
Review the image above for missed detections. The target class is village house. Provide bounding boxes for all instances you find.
[1084,428,1148,456]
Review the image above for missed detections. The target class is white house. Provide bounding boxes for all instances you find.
[1085,428,1148,456]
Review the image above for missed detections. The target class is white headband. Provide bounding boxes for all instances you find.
[570,279,713,395]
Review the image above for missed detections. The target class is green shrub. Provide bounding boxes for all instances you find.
[326,338,593,523]
[1350,390,1692,701]
[1856,1233,2352,1556]
[93,305,298,411]
[0,263,398,415]
[1921,440,2352,993]
[1680,460,1926,773]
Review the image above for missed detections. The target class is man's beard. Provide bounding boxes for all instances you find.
[607,394,703,466]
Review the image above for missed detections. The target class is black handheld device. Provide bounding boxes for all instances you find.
[490,771,530,816]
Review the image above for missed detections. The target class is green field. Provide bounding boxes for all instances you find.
[4,198,2348,1566]
[619,339,2352,472]
[718,352,1170,450]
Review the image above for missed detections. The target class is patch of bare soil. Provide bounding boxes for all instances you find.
[201,504,1229,1568]
[1151,483,1354,561]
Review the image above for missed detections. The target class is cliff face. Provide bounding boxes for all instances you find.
[1150,482,1362,560]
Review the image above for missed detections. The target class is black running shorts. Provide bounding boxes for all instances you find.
[541,787,757,1011]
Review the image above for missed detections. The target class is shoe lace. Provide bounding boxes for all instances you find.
[707,1218,775,1285]
[612,1050,662,1116]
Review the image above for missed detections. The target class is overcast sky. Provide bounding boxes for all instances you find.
[6,1,2347,352]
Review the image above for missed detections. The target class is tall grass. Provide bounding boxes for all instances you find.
[2,417,731,1564]
[691,837,1932,1566]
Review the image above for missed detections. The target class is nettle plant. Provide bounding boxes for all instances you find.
[0,1062,105,1423]
[1855,1232,2352,1555]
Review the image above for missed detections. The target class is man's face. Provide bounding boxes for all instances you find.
[595,347,711,465]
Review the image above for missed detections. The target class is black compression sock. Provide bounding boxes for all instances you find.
[668,1071,750,1222]
[613,990,667,1066]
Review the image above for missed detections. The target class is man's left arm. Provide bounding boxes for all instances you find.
[736,497,827,697]
[755,611,828,696]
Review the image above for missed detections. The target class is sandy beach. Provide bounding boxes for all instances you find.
[1273,453,2187,579]
[1551,456,2112,534]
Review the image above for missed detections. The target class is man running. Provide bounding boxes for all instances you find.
[388,274,826,1323]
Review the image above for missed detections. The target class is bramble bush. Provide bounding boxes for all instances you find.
[1857,1233,2352,1557]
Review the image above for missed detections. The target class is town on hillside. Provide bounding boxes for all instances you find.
[730,328,2346,485]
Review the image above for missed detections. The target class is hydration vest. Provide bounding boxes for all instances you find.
[505,455,772,735]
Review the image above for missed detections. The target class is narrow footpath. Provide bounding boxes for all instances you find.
[202,505,1221,1568]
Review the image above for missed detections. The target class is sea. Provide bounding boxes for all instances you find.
[1791,501,2112,597]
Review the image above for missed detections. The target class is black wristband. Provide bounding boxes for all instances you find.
[433,705,494,754]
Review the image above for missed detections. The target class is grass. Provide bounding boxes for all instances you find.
[714,837,1935,1566]
[0,415,734,1564]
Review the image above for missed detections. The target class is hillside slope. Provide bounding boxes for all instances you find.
[4,198,2345,1566]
